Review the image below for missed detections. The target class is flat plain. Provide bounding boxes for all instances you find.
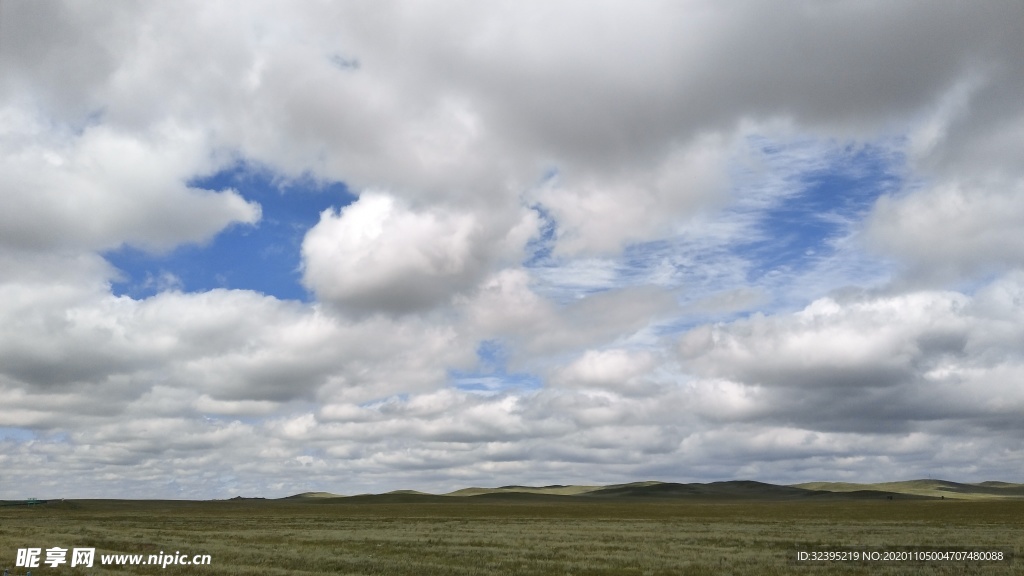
[2,482,1022,575]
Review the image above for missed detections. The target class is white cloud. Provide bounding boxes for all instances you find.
[301,193,489,315]
[475,284,679,369]
[0,113,260,252]
[460,268,554,335]
[533,135,732,256]
[551,349,659,395]
[679,276,1024,436]
[680,291,967,389]
[867,177,1024,284]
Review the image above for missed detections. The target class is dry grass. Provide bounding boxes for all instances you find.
[2,497,1021,575]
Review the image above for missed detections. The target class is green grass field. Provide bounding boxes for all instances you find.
[2,494,1021,575]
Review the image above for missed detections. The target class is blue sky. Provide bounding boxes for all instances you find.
[106,165,356,300]
[2,1,1024,499]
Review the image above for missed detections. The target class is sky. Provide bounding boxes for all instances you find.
[1,1,1023,499]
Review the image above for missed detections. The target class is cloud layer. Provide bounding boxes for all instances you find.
[2,1,1024,498]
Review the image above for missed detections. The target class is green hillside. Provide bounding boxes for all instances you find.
[445,483,627,496]
[793,479,1024,500]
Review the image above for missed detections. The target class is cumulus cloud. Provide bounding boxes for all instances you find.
[550,349,663,397]
[0,111,260,252]
[679,277,1024,434]
[680,292,961,390]
[867,177,1024,284]
[0,272,472,429]
[301,193,489,315]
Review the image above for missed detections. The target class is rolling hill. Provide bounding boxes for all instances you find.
[792,479,1024,500]
[283,478,1023,502]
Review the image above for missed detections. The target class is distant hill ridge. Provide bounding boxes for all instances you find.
[283,479,1024,501]
[283,491,345,499]
[793,479,1024,500]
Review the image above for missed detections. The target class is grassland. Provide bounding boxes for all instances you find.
[2,490,1022,576]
